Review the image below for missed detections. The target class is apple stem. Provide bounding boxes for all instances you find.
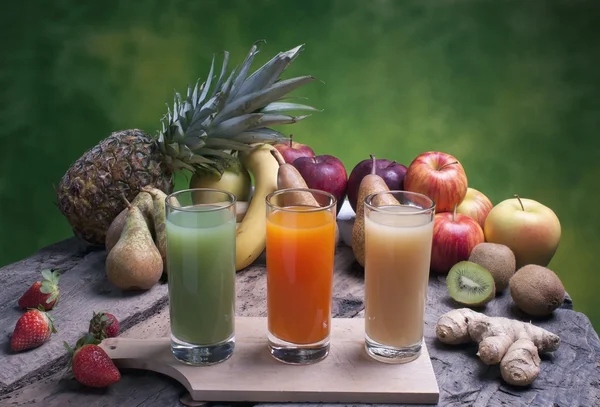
[289,134,294,148]
[370,154,376,175]
[438,161,458,171]
[514,194,525,211]
[452,204,457,222]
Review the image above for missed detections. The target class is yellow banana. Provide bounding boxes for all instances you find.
[235,144,279,271]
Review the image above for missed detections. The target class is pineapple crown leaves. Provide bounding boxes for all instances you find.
[39,269,60,305]
[155,41,320,175]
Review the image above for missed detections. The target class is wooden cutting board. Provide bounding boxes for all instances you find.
[100,317,439,404]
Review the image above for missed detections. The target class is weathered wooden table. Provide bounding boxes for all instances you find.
[1,224,600,406]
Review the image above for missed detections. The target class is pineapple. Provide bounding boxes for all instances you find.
[57,42,318,246]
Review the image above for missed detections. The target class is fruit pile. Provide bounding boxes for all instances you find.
[9,269,122,388]
[54,42,350,290]
[339,149,566,315]
[55,42,319,250]
[340,150,566,386]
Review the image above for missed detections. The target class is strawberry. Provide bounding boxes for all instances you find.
[11,307,57,352]
[65,334,121,388]
[88,311,120,339]
[18,269,61,311]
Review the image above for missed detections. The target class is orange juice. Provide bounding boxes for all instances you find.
[266,207,336,345]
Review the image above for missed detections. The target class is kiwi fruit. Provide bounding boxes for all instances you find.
[509,264,565,317]
[447,261,496,307]
[468,242,516,292]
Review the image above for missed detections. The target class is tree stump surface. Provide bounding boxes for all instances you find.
[0,236,598,407]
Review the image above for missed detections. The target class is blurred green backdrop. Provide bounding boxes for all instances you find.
[1,0,599,330]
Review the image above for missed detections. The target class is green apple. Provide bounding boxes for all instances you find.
[189,160,252,203]
[484,195,561,269]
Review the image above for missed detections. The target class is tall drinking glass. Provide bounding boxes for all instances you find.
[363,191,435,364]
[165,188,236,366]
[265,188,337,365]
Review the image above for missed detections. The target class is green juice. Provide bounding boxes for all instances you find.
[166,208,236,345]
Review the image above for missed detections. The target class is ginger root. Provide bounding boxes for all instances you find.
[435,308,560,386]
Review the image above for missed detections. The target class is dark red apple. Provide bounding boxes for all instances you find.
[292,155,348,214]
[347,157,408,213]
[431,210,485,274]
[273,134,315,164]
[404,151,468,213]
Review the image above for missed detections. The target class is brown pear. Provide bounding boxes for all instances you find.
[271,149,320,207]
[105,196,163,291]
[351,155,400,267]
[141,186,168,272]
[271,149,340,246]
[105,191,154,253]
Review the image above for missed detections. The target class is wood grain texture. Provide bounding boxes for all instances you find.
[99,318,439,404]
[0,238,170,395]
[1,230,599,407]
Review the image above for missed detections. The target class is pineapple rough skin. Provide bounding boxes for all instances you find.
[57,129,174,246]
[435,308,560,386]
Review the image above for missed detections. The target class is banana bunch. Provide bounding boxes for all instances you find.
[235,144,279,271]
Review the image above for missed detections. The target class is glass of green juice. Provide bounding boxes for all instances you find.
[165,188,237,366]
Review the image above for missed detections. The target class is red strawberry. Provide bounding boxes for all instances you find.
[18,269,61,311]
[11,307,57,352]
[65,334,120,388]
[88,311,120,339]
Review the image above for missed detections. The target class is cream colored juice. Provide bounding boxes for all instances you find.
[364,205,434,347]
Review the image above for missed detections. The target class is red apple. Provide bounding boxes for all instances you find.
[431,210,485,274]
[273,134,315,164]
[484,194,561,269]
[456,187,493,229]
[292,155,348,214]
[404,151,468,212]
[347,157,407,213]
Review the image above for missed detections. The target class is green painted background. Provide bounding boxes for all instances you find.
[1,0,599,330]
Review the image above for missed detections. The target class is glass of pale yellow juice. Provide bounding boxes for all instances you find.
[363,190,435,364]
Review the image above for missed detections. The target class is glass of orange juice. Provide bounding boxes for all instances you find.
[265,188,337,365]
[363,190,435,364]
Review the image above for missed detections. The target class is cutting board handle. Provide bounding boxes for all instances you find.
[100,337,194,395]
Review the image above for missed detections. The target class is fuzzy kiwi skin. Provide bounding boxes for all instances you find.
[509,264,565,317]
[468,242,516,292]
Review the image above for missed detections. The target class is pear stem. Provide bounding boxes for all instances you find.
[370,154,376,175]
[270,149,286,166]
[514,194,525,211]
[120,193,132,209]
[439,161,458,171]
